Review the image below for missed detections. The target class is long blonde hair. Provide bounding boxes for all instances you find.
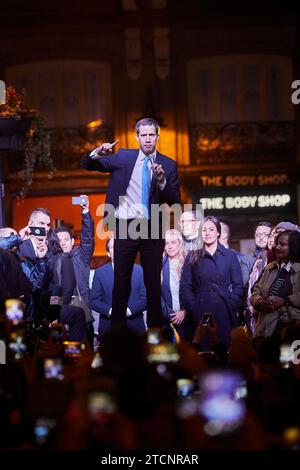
[164,229,185,276]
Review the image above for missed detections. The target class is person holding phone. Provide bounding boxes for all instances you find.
[82,117,180,329]
[18,208,51,258]
[45,195,95,343]
[0,226,49,320]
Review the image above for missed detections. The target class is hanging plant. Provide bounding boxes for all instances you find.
[0,86,55,199]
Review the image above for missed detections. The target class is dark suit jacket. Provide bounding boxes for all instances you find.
[90,262,147,335]
[90,262,146,318]
[18,238,36,260]
[81,148,181,209]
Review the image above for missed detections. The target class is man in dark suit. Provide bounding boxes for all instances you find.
[90,237,146,340]
[82,117,181,328]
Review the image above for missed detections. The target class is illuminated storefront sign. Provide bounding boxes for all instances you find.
[199,173,290,187]
[200,194,291,210]
[186,172,297,215]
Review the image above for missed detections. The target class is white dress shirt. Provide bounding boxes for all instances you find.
[90,148,166,219]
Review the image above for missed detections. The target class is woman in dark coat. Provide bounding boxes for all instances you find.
[179,216,244,349]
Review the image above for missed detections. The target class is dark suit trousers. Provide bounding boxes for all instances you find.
[111,219,165,328]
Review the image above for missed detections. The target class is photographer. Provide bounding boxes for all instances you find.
[18,208,54,260]
[0,227,48,319]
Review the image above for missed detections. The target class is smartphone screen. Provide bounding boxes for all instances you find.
[199,370,246,436]
[29,226,46,237]
[34,418,56,445]
[71,196,87,205]
[88,392,117,423]
[5,299,23,324]
[280,344,294,369]
[44,358,64,380]
[8,330,27,359]
[63,341,84,357]
[177,378,194,397]
[147,343,179,363]
[147,328,161,345]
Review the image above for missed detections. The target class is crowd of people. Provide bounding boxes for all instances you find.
[1,116,300,450]
[1,199,300,450]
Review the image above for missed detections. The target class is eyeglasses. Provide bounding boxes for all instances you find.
[255,232,270,238]
[179,219,197,225]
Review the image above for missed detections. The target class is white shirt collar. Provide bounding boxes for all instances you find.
[138,149,157,162]
[277,261,293,272]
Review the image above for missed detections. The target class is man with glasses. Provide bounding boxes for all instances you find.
[243,221,272,333]
[179,210,203,255]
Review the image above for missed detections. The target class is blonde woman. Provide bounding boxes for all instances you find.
[161,229,186,334]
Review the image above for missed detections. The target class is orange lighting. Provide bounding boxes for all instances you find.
[87,119,103,129]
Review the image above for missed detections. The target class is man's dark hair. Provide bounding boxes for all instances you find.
[55,226,73,238]
[254,221,272,232]
[135,118,160,136]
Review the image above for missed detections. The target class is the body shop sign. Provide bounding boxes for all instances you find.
[186,173,296,214]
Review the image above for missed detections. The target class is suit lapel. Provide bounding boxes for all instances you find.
[125,150,139,190]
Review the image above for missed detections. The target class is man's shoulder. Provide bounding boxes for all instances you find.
[117,148,138,157]
[95,262,112,275]
[157,152,177,166]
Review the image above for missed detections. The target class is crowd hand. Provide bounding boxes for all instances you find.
[19,225,30,240]
[79,194,89,213]
[192,320,206,344]
[256,299,274,314]
[170,309,186,325]
[151,163,165,183]
[266,295,285,310]
[91,140,119,159]
[206,317,219,344]
[36,239,48,258]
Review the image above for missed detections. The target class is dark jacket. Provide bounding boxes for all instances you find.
[48,211,94,306]
[90,262,147,336]
[81,148,181,209]
[179,243,244,347]
[90,262,146,318]
[0,248,31,310]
